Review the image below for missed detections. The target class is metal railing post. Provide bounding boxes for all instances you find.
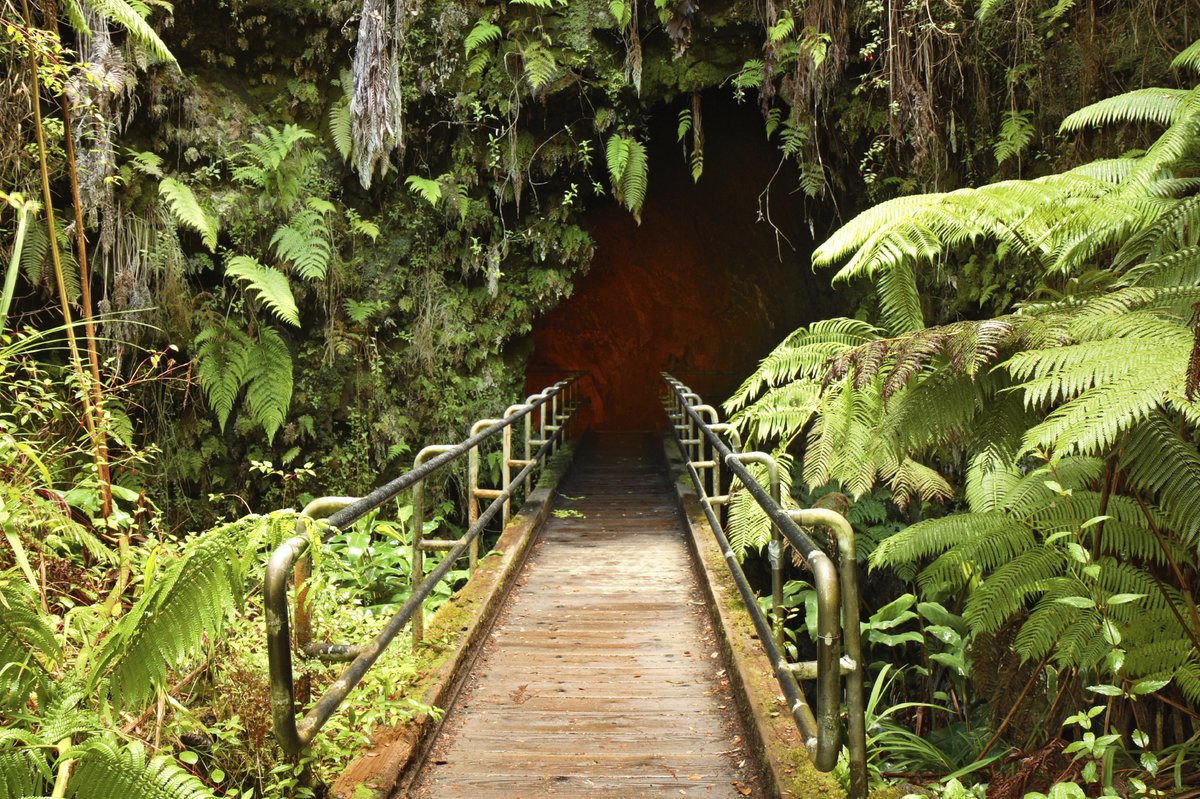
[411,444,455,644]
[732,452,784,647]
[266,378,579,755]
[661,374,867,796]
[788,508,867,799]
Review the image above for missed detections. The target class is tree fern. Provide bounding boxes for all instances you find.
[1122,415,1200,548]
[68,738,215,799]
[159,177,217,253]
[605,133,648,223]
[1172,37,1200,74]
[223,255,300,327]
[92,513,296,712]
[1059,88,1192,132]
[193,321,251,433]
[243,328,293,444]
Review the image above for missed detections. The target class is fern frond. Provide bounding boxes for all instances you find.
[1066,158,1137,185]
[92,514,296,712]
[193,321,251,432]
[521,41,558,92]
[244,327,293,444]
[1115,195,1200,270]
[1123,414,1200,548]
[964,546,1064,633]
[1059,88,1192,132]
[223,255,300,327]
[68,738,215,799]
[877,263,925,334]
[869,511,1027,577]
[405,175,443,206]
[0,748,50,798]
[1170,37,1200,74]
[271,208,332,281]
[724,318,879,414]
[0,576,59,666]
[605,134,648,223]
[995,110,1034,165]
[328,95,352,162]
[81,0,176,64]
[813,194,945,267]
[463,18,501,54]
[159,178,217,253]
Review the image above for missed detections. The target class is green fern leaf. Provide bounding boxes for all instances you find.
[79,0,176,65]
[271,208,332,281]
[328,95,352,162]
[69,738,215,799]
[0,747,50,797]
[405,175,443,206]
[1171,37,1200,74]
[193,321,251,433]
[995,110,1034,164]
[464,18,501,54]
[244,327,293,443]
[605,134,648,223]
[159,178,217,252]
[223,255,300,327]
[1059,88,1191,132]
[92,514,297,712]
[1123,415,1200,547]
[0,577,58,707]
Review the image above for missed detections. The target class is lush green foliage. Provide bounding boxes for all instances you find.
[731,42,1200,796]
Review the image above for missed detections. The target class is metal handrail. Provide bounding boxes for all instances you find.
[662,375,867,798]
[266,377,580,754]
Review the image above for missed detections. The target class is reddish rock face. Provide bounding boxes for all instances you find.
[527,96,839,430]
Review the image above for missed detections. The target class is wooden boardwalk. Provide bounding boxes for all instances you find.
[409,433,760,798]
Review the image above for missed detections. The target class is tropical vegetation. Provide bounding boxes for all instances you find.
[2,0,1199,796]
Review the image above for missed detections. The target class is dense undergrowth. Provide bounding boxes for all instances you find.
[2,0,1200,797]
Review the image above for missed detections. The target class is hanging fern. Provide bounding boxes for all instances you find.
[63,0,177,64]
[193,321,251,433]
[328,96,352,163]
[271,202,333,281]
[223,255,300,327]
[158,177,217,253]
[605,133,649,223]
[995,109,1035,165]
[243,328,293,444]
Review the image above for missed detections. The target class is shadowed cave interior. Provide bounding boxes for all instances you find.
[525,95,842,430]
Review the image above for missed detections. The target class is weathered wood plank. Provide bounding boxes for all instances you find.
[408,433,760,798]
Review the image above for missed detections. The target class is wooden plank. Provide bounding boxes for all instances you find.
[408,433,760,798]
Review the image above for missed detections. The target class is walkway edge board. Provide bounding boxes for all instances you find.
[664,439,846,799]
[331,455,571,799]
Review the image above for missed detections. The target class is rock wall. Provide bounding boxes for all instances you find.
[527,94,841,430]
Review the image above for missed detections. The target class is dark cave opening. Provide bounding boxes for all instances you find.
[526,93,844,431]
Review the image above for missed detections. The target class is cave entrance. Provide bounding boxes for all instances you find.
[526,95,839,431]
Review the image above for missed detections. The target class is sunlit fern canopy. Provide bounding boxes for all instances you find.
[727,50,1200,694]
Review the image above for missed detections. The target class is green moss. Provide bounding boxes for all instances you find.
[783,746,844,797]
